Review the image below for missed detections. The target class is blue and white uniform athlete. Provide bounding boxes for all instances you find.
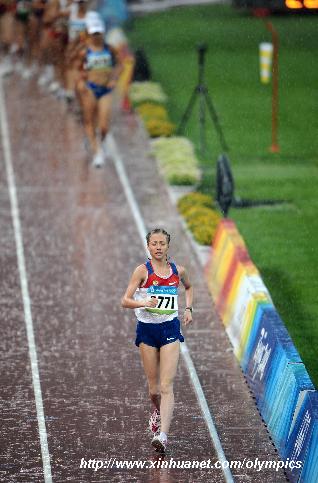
[84,43,114,98]
[76,16,122,167]
[122,228,193,453]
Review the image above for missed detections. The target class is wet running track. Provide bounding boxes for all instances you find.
[0,74,288,482]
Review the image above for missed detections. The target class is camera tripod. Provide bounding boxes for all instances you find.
[178,44,228,157]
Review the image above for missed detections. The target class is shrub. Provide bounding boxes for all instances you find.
[144,119,175,137]
[151,136,194,158]
[129,81,167,105]
[177,192,215,215]
[191,223,220,246]
[136,102,168,122]
[151,137,201,185]
[177,193,221,245]
[186,206,221,245]
[162,166,201,185]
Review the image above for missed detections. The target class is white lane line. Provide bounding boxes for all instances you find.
[108,132,234,483]
[0,76,53,483]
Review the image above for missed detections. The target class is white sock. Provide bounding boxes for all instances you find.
[160,431,167,441]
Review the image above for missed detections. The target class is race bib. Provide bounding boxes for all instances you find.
[145,285,178,315]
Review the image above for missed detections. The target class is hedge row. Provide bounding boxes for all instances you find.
[177,192,221,245]
[129,82,175,137]
[151,136,201,186]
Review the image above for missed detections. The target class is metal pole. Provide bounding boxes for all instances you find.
[265,21,280,153]
[198,47,206,157]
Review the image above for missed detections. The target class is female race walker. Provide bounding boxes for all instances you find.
[74,15,121,167]
[121,228,193,453]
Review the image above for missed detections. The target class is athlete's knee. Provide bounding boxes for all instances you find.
[148,379,159,394]
[100,126,109,139]
[160,380,174,396]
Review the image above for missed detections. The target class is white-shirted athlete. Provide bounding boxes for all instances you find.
[122,228,193,453]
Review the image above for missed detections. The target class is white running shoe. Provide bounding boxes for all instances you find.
[37,72,48,86]
[64,89,75,102]
[149,409,161,435]
[151,433,167,453]
[14,61,23,74]
[92,149,104,168]
[56,87,66,99]
[37,65,54,87]
[22,63,38,79]
[48,81,60,93]
[0,58,13,76]
[21,67,32,80]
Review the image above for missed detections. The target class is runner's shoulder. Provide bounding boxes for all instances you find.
[176,264,185,277]
[134,263,148,279]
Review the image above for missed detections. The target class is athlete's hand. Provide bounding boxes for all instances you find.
[107,79,116,89]
[183,310,193,326]
[143,297,158,308]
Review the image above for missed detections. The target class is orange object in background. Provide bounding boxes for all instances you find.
[285,0,303,7]
[304,0,318,7]
[285,0,318,7]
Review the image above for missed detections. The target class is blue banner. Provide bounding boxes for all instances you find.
[300,419,318,483]
[244,307,301,410]
[240,301,273,372]
[266,363,314,453]
[283,391,318,482]
[242,306,316,455]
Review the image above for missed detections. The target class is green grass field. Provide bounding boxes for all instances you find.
[126,4,318,386]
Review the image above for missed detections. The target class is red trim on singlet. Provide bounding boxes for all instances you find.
[142,262,179,289]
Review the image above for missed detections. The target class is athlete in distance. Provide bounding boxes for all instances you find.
[121,228,193,453]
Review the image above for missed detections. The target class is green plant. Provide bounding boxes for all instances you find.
[136,102,168,121]
[192,223,220,246]
[177,192,215,215]
[176,193,221,245]
[151,136,201,185]
[129,81,167,106]
[185,206,221,245]
[144,119,175,137]
[162,166,201,185]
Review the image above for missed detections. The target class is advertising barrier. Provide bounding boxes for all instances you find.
[284,391,318,482]
[267,363,314,453]
[299,416,318,482]
[205,219,317,481]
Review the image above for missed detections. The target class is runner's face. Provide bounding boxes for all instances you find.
[90,32,103,44]
[147,233,169,261]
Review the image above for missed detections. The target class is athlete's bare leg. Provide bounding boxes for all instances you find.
[79,86,98,154]
[159,341,180,434]
[97,92,112,144]
[139,343,160,411]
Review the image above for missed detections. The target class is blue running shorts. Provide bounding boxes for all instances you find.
[86,81,113,100]
[135,318,184,349]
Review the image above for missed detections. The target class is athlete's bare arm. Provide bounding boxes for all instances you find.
[121,265,158,309]
[107,45,123,88]
[178,265,193,325]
